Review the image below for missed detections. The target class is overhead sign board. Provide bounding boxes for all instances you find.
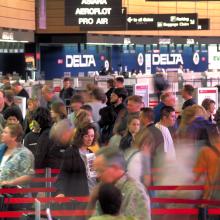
[197,87,218,109]
[198,19,210,30]
[65,0,126,30]
[134,84,149,107]
[127,13,198,30]
[147,0,219,1]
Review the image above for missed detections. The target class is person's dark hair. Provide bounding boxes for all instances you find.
[4,107,23,124]
[70,94,84,104]
[127,95,142,104]
[112,88,127,99]
[98,183,122,215]
[215,107,220,125]
[4,89,14,103]
[201,98,215,111]
[51,101,67,119]
[91,87,106,103]
[115,77,124,84]
[160,106,175,119]
[107,79,115,88]
[183,84,194,96]
[6,123,24,143]
[141,107,155,122]
[80,104,93,113]
[32,107,52,131]
[63,77,71,82]
[72,123,97,147]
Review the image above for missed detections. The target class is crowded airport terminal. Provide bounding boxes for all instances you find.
[1,0,220,219]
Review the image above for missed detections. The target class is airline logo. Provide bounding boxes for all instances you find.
[66,55,96,68]
[152,54,184,65]
[137,53,144,66]
[193,52,200,65]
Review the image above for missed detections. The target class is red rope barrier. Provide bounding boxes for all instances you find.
[32,177,57,182]
[0,210,94,218]
[0,187,56,194]
[148,185,206,190]
[151,208,198,215]
[4,196,90,204]
[151,198,220,206]
[208,209,220,215]
[35,169,60,174]
[1,208,220,217]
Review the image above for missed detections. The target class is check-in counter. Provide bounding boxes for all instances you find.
[124,75,156,95]
[206,71,220,87]
[78,77,95,89]
[182,72,205,88]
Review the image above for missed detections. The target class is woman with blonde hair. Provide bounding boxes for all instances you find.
[178,104,211,147]
[24,97,39,134]
[124,128,155,187]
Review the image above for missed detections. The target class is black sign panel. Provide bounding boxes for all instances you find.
[146,0,220,1]
[127,13,198,30]
[65,0,126,30]
[198,19,210,30]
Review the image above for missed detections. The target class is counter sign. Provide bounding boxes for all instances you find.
[65,0,126,30]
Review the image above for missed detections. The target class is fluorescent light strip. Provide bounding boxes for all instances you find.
[86,42,125,46]
[0,39,29,43]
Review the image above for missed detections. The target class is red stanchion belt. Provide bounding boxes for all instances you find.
[35,169,60,174]
[0,187,56,194]
[4,196,90,204]
[148,185,206,190]
[0,210,94,218]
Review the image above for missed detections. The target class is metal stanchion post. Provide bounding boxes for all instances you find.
[198,207,208,220]
[45,168,52,209]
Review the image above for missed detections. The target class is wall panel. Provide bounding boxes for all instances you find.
[0,0,35,30]
[36,0,220,36]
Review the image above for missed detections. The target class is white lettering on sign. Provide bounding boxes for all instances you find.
[81,0,107,4]
[75,8,112,15]
[152,54,183,65]
[96,17,108,24]
[2,32,14,40]
[66,55,96,68]
[79,18,94,24]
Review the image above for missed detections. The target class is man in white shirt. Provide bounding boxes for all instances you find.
[155,106,176,160]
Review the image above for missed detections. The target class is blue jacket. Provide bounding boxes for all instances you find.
[0,144,7,163]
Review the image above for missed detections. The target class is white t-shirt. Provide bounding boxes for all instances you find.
[155,123,176,160]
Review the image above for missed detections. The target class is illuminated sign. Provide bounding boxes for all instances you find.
[127,14,198,30]
[2,32,14,40]
[152,54,184,65]
[66,54,96,68]
[65,0,126,30]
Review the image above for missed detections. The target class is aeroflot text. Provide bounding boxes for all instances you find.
[81,0,108,4]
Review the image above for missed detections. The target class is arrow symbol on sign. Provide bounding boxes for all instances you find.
[127,17,133,23]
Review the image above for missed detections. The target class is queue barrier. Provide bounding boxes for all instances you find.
[1,190,220,219]
[2,168,220,219]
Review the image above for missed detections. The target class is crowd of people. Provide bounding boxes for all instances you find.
[0,75,220,220]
